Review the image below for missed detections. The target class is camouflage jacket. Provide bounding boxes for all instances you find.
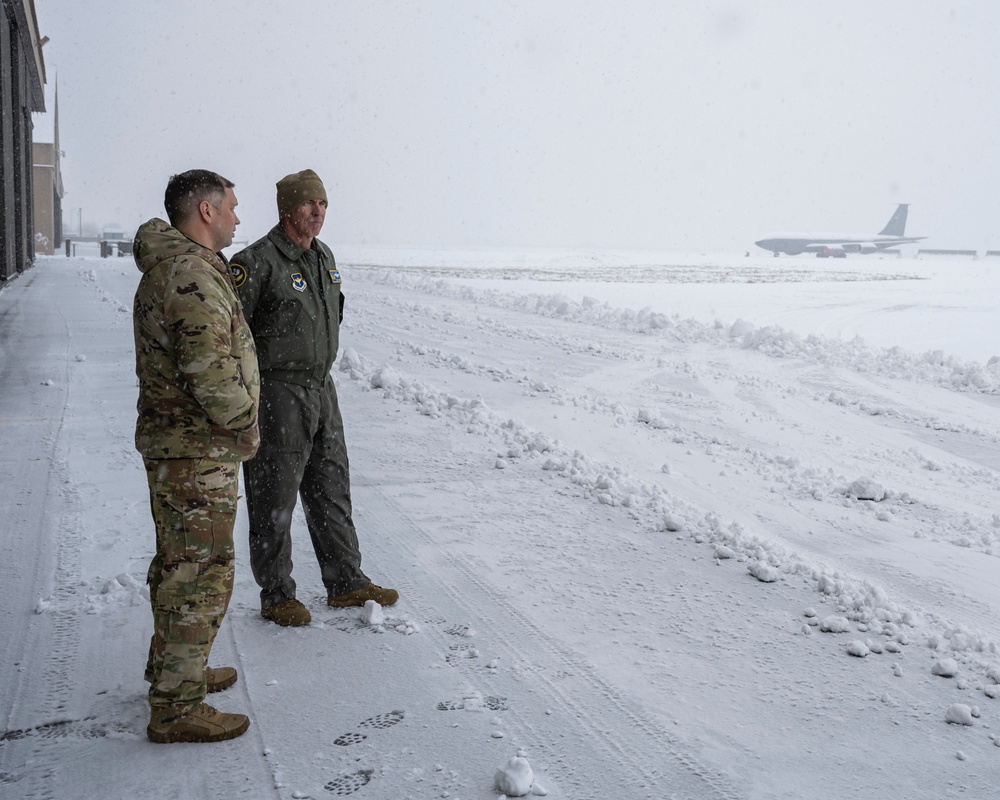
[230,225,342,389]
[132,218,260,461]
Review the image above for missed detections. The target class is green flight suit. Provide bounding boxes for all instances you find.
[231,225,368,606]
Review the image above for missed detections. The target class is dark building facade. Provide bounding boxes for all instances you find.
[1,0,45,282]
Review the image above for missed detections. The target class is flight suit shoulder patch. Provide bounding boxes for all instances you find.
[231,263,247,287]
[329,269,341,284]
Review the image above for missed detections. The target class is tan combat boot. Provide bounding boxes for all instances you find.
[328,583,399,608]
[147,703,249,744]
[260,598,312,626]
[206,666,238,693]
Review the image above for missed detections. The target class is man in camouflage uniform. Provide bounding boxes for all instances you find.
[133,169,260,743]
[231,169,397,627]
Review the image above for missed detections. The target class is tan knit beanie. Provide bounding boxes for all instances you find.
[276,169,327,218]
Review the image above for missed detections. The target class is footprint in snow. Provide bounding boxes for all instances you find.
[445,643,479,665]
[437,694,508,712]
[324,769,373,796]
[0,717,133,743]
[333,710,406,746]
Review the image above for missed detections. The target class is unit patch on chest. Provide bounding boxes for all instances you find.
[290,272,307,292]
[329,269,342,284]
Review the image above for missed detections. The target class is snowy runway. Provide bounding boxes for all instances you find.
[2,253,1000,798]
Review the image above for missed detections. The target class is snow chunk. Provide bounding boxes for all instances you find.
[494,756,534,796]
[662,515,682,532]
[748,561,779,582]
[847,640,870,657]
[945,704,976,725]
[819,615,851,633]
[370,365,402,389]
[714,544,735,559]
[932,659,960,678]
[339,347,363,371]
[361,600,384,626]
[844,477,885,501]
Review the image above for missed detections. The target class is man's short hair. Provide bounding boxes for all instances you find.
[164,169,235,227]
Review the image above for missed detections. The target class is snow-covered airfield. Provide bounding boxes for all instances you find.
[2,250,1000,799]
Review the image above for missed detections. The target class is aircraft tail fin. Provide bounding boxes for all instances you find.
[879,203,909,237]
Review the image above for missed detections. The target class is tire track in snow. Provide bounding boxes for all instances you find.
[355,484,744,800]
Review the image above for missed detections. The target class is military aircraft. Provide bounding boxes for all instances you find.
[755,203,925,257]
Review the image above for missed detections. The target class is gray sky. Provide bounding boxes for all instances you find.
[34,1,1000,252]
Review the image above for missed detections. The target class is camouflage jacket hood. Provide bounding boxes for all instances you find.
[132,218,260,460]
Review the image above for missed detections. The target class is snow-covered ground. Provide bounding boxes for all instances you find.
[2,251,1000,799]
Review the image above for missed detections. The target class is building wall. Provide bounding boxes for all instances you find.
[32,140,57,254]
[1,0,45,282]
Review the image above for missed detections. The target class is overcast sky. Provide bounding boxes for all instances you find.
[34,1,1000,253]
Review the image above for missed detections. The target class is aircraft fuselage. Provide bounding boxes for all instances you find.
[755,204,926,257]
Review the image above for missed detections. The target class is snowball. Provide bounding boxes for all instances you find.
[494,756,534,797]
[932,659,960,678]
[714,544,735,559]
[945,704,975,725]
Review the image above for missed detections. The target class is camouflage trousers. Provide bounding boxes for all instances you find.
[143,457,239,717]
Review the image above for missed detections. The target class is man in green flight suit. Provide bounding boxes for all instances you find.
[231,169,397,627]
[133,169,260,743]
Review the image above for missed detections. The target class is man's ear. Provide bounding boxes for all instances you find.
[197,199,214,224]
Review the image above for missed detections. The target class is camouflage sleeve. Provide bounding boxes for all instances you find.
[162,259,256,431]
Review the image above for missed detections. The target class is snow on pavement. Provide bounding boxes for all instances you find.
[1,253,999,799]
